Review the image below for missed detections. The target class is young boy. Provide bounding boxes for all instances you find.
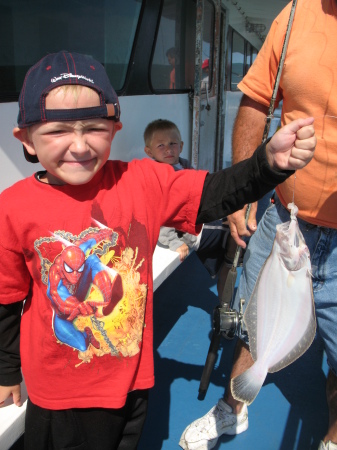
[0,50,316,450]
[144,119,231,296]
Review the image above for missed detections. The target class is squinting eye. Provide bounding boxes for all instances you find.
[78,264,85,273]
[48,130,66,135]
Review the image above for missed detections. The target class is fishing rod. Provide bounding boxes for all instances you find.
[198,0,298,400]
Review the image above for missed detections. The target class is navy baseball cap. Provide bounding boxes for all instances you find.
[17,50,121,163]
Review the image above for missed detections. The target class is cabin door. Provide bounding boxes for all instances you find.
[191,0,226,173]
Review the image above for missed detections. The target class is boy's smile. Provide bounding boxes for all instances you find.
[13,86,122,185]
[145,129,183,165]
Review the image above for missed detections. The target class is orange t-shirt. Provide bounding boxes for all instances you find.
[238,0,337,228]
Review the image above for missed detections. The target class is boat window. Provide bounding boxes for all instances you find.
[201,0,215,92]
[150,0,197,91]
[230,30,245,90]
[252,47,258,63]
[246,45,252,74]
[246,44,259,74]
[0,0,142,102]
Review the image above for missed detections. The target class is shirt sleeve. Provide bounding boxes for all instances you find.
[0,198,30,385]
[197,141,293,224]
[136,159,207,236]
[0,302,23,386]
[0,191,32,306]
[0,243,31,305]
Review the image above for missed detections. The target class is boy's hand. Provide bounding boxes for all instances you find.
[176,243,189,262]
[0,384,22,407]
[266,117,316,171]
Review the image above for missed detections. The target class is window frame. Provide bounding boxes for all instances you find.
[0,0,146,103]
[226,26,259,92]
[149,0,199,94]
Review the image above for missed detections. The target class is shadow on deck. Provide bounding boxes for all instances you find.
[139,252,328,450]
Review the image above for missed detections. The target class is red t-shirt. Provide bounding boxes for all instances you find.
[0,159,206,410]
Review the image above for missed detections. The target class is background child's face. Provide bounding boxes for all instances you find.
[145,129,183,165]
[167,55,175,67]
[14,86,122,185]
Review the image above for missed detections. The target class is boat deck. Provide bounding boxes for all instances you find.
[139,252,329,450]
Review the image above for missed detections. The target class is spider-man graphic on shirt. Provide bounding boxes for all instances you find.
[46,228,123,352]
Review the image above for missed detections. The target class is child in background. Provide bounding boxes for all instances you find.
[0,51,316,450]
[144,119,230,296]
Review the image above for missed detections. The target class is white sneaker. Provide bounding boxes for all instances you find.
[318,441,337,450]
[179,399,248,450]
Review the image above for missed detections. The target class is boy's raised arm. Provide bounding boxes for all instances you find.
[196,118,316,224]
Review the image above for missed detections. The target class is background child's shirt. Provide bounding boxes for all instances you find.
[158,157,200,251]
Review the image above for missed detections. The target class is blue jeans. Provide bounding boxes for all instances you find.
[233,194,337,374]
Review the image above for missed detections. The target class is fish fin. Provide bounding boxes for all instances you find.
[231,364,267,405]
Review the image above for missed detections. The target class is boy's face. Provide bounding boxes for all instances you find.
[145,129,183,165]
[13,86,122,186]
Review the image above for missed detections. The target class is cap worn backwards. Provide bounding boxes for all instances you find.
[17,51,121,163]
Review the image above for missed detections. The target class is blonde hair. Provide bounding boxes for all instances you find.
[48,84,98,103]
[144,119,181,146]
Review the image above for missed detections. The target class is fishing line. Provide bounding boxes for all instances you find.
[292,173,296,205]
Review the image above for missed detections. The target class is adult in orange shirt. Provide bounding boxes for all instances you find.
[180,1,337,449]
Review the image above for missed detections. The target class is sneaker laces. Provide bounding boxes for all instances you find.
[216,403,238,426]
[197,403,235,433]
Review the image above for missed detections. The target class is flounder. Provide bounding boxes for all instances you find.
[231,202,316,405]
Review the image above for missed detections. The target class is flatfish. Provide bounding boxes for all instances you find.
[231,202,316,405]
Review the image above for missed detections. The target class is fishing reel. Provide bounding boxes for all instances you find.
[212,298,245,340]
[198,298,246,400]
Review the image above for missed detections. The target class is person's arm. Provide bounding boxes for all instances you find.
[196,140,287,224]
[197,117,316,224]
[232,95,268,164]
[0,302,23,407]
[229,95,269,246]
[158,227,184,251]
[158,227,191,261]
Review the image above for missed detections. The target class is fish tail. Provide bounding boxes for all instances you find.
[231,364,267,405]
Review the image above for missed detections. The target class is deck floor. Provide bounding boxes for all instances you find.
[138,252,329,450]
